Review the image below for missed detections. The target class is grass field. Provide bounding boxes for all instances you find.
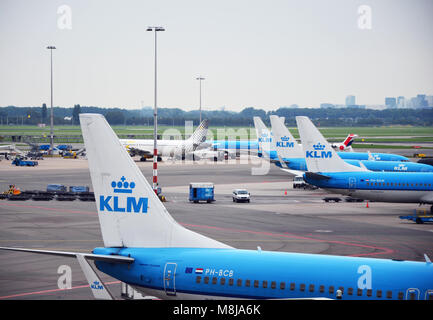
[0,125,433,143]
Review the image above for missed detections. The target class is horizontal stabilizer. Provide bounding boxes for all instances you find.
[0,247,134,263]
[305,171,331,181]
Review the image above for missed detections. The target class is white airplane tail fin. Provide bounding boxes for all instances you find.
[253,117,272,157]
[80,114,230,249]
[184,119,209,152]
[270,115,303,159]
[296,116,367,173]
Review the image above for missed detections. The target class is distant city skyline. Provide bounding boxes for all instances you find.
[1,0,433,111]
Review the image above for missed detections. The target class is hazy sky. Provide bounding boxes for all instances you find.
[1,0,432,111]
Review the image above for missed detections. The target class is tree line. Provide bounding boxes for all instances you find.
[0,105,432,127]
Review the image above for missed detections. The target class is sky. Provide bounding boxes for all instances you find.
[0,0,432,111]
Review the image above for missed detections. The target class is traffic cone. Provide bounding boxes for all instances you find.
[366,201,369,208]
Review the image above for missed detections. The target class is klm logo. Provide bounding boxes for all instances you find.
[306,142,332,159]
[99,176,149,213]
[91,281,104,290]
[258,134,272,143]
[276,136,294,148]
[394,164,408,171]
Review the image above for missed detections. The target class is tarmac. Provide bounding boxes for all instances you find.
[0,156,433,299]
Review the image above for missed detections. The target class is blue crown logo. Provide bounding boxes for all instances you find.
[111,176,135,194]
[313,142,325,151]
[280,136,290,142]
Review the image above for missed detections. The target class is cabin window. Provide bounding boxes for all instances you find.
[228,278,234,286]
[386,291,392,299]
[262,281,268,288]
[398,292,404,300]
[319,285,325,293]
[290,283,295,291]
[347,288,353,295]
[237,279,242,287]
[357,288,363,296]
[196,276,201,283]
[338,287,344,294]
[366,182,369,186]
[280,282,285,290]
[245,280,251,287]
[270,281,276,289]
[300,284,305,292]
[309,284,315,292]
[367,289,372,297]
[329,286,334,294]
[212,277,217,285]
[220,278,226,285]
[386,183,389,187]
[204,276,209,284]
[254,280,259,288]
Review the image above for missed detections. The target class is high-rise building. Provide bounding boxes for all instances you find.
[385,97,397,108]
[345,95,355,106]
[397,96,405,108]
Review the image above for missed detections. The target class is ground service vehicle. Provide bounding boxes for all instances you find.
[232,189,250,202]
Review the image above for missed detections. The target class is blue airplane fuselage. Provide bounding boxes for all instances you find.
[208,140,258,150]
[265,149,409,162]
[92,247,433,300]
[275,158,433,173]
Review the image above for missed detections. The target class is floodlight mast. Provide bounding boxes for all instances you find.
[46,46,56,155]
[146,27,165,195]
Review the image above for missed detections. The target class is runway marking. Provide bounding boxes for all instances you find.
[0,281,120,300]
[181,223,394,257]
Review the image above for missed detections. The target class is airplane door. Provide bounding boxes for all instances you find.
[348,177,356,190]
[164,263,177,296]
[406,288,420,300]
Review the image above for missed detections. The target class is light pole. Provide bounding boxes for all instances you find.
[146,26,165,195]
[47,46,56,155]
[196,76,205,124]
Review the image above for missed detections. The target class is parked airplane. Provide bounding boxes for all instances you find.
[0,113,432,300]
[331,134,357,152]
[0,144,23,158]
[254,117,410,162]
[119,119,210,161]
[296,116,433,214]
[270,115,433,173]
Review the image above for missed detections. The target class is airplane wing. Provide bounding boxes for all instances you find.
[280,168,307,176]
[276,153,305,175]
